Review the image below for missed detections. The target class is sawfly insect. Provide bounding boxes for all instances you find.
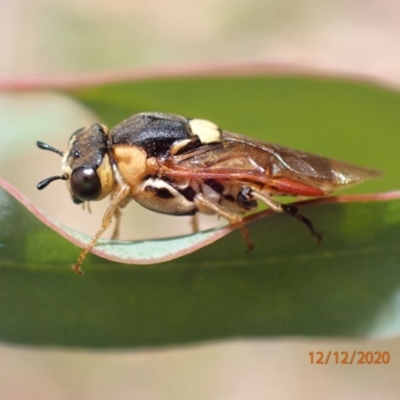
[37,112,381,273]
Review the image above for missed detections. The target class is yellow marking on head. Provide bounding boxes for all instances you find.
[96,153,114,200]
[189,119,222,144]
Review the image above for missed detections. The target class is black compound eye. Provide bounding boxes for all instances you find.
[70,167,101,201]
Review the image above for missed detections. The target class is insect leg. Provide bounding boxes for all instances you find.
[250,189,322,242]
[281,204,322,242]
[110,196,132,240]
[191,214,200,233]
[194,193,254,251]
[110,207,122,240]
[72,183,131,274]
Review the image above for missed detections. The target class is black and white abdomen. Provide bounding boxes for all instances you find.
[132,175,259,217]
[133,176,198,216]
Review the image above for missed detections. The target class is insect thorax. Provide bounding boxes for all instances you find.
[110,112,259,217]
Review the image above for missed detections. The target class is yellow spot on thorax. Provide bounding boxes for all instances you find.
[189,119,222,144]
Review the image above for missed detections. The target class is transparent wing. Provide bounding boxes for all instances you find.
[163,131,381,196]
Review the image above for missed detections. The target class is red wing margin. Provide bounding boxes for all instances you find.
[162,131,381,197]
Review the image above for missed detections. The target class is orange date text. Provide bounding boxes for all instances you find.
[309,351,390,365]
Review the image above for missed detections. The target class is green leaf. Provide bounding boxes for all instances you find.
[1,175,400,347]
[1,71,400,347]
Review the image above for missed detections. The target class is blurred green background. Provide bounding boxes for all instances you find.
[1,0,400,399]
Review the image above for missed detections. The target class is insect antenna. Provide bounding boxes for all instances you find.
[37,174,68,190]
[36,141,64,156]
[36,141,67,190]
